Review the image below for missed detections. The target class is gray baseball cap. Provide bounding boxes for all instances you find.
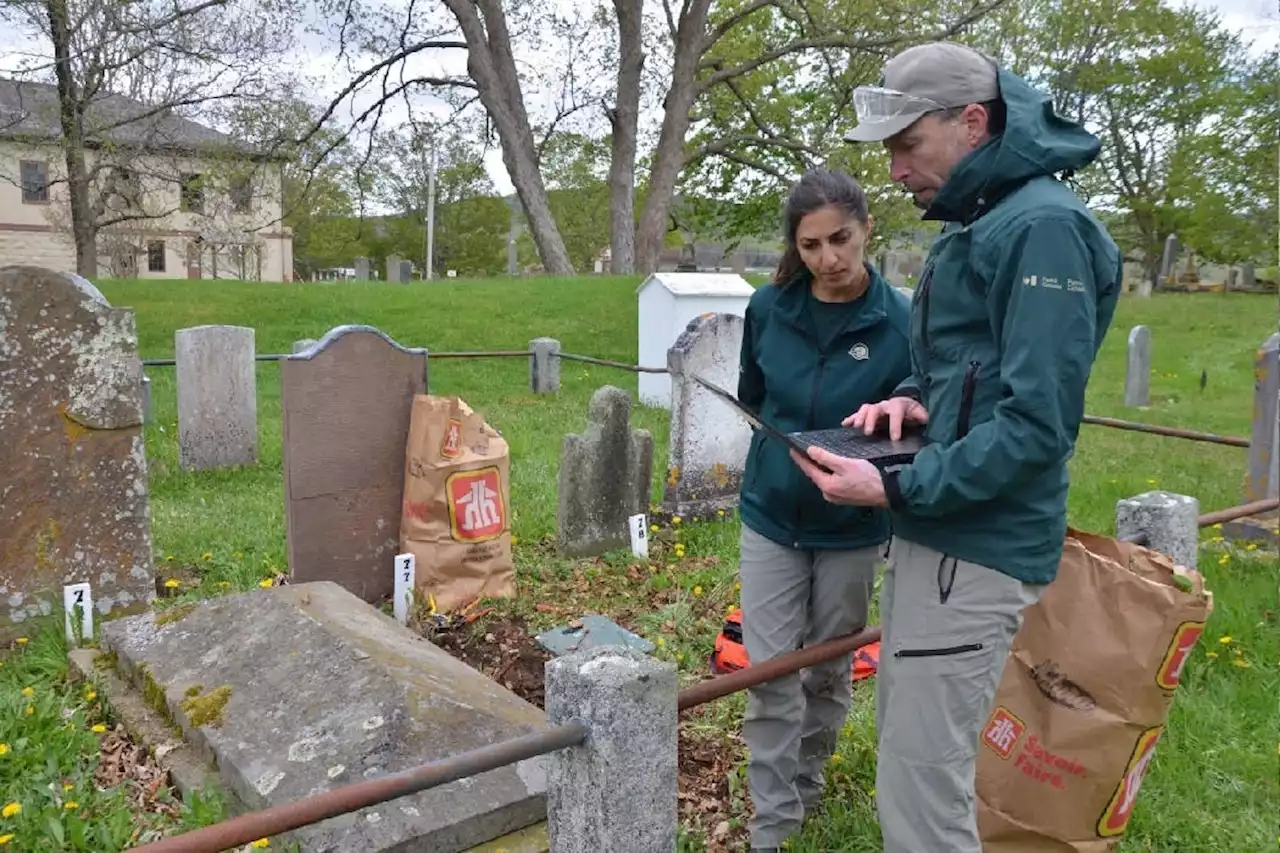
[844,42,1000,142]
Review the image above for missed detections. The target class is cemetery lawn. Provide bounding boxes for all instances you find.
[5,276,1274,851]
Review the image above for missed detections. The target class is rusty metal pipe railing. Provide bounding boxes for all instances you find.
[1081,415,1250,447]
[677,627,882,711]
[1197,497,1280,527]
[125,721,588,853]
[553,352,670,373]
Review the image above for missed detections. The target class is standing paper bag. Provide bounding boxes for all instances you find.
[400,394,515,612]
[976,527,1213,851]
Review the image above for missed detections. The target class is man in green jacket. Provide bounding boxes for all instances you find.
[790,42,1122,852]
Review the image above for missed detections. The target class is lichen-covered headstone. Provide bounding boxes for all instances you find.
[556,386,653,558]
[281,326,427,603]
[175,325,257,470]
[662,312,751,515]
[1124,325,1151,408]
[0,265,154,638]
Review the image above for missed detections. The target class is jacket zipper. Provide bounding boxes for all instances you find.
[894,642,984,659]
[956,360,981,440]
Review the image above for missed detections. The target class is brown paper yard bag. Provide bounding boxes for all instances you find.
[976,527,1213,852]
[400,394,515,613]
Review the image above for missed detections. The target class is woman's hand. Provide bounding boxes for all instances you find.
[844,397,928,441]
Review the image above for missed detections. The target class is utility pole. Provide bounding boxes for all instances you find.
[423,146,437,281]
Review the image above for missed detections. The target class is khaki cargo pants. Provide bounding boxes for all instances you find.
[739,524,879,848]
[875,536,1046,853]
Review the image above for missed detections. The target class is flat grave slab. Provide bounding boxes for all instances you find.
[100,581,552,852]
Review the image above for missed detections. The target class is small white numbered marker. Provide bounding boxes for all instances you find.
[63,582,94,646]
[393,553,416,625]
[628,513,649,559]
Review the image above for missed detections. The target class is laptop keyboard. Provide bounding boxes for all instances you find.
[793,428,920,459]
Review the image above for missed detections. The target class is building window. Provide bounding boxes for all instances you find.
[179,173,203,214]
[230,176,252,213]
[147,240,166,272]
[20,160,47,204]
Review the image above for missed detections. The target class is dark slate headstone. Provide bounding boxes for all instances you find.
[556,386,653,558]
[662,313,751,515]
[281,326,427,603]
[100,581,551,852]
[0,265,154,639]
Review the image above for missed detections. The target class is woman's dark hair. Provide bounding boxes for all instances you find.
[771,169,870,286]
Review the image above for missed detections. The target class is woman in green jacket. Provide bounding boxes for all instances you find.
[736,169,913,852]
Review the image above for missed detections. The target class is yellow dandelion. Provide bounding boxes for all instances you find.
[831,754,842,763]
[734,582,741,591]
[164,579,180,589]
[511,536,519,545]
[692,586,703,596]
[251,838,270,848]
[0,833,11,845]
[62,784,72,791]
[1,803,20,818]
[234,552,243,560]
[84,691,96,701]
[650,524,659,533]
[166,555,175,562]
[258,579,274,589]
[20,688,32,698]
[23,706,31,717]
[1233,659,1251,669]
[1218,554,1230,565]
[91,724,106,734]
[63,801,78,810]
[1206,651,1218,659]
[14,638,27,646]
[656,638,665,647]
[0,745,7,756]
[676,652,685,662]
[717,509,725,517]
[202,552,212,561]
[673,516,682,525]
[1219,635,1232,644]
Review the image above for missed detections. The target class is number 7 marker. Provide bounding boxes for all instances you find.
[63,582,94,646]
[393,553,416,626]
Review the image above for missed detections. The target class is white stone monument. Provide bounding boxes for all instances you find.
[636,272,754,409]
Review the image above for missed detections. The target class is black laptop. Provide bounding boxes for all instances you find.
[692,374,928,472]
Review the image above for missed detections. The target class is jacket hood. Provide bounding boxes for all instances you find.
[925,67,1102,224]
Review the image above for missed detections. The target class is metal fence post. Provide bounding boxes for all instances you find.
[1116,490,1201,569]
[530,337,562,394]
[544,646,678,852]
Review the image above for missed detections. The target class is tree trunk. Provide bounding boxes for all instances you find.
[607,0,644,275]
[443,0,576,276]
[46,0,98,278]
[633,0,712,275]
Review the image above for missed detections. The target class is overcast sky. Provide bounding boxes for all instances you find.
[1,0,1275,196]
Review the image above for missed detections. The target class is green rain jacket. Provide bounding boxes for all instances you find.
[738,265,913,550]
[881,67,1123,584]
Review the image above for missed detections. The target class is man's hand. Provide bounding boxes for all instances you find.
[844,396,929,440]
[790,447,888,508]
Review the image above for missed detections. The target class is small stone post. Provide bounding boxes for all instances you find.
[1124,325,1151,407]
[529,337,561,394]
[1245,332,1279,502]
[545,647,678,853]
[1115,491,1200,570]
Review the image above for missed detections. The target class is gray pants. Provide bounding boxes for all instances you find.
[739,524,879,848]
[875,536,1046,853]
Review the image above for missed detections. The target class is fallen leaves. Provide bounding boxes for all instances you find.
[92,725,180,822]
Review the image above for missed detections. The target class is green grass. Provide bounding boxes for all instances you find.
[5,276,1277,851]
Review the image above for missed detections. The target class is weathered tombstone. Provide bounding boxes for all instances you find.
[556,386,654,558]
[386,254,403,283]
[1241,263,1257,291]
[400,260,414,282]
[0,266,154,639]
[176,325,257,470]
[100,581,553,852]
[281,325,427,603]
[662,313,752,515]
[1225,333,1279,548]
[1157,234,1178,286]
[354,257,371,281]
[1124,325,1151,408]
[529,337,561,394]
[593,258,604,274]
[1116,491,1199,571]
[509,237,519,276]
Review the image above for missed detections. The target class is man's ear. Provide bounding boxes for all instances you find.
[962,103,991,146]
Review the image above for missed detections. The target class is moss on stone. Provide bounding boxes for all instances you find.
[155,603,197,626]
[181,685,233,728]
[136,663,184,738]
[184,684,203,699]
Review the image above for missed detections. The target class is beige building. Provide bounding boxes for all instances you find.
[0,78,293,281]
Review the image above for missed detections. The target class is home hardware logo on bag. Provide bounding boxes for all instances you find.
[1155,621,1204,690]
[1096,726,1163,837]
[441,418,463,459]
[446,466,505,542]
[981,706,1026,760]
